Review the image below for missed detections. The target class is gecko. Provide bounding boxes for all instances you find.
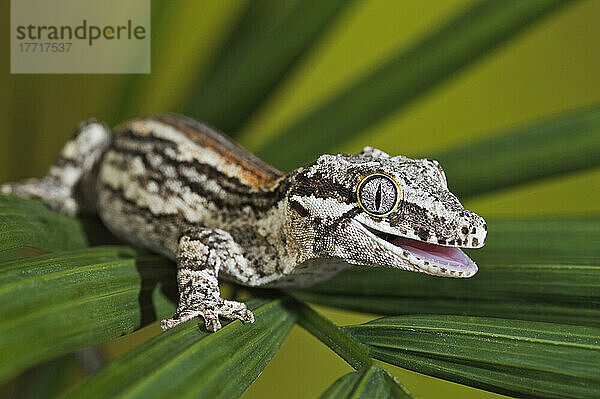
[1,115,487,332]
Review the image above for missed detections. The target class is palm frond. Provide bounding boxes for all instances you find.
[320,365,415,399]
[345,315,600,398]
[61,300,295,399]
[0,245,174,382]
[255,0,570,170]
[186,0,355,133]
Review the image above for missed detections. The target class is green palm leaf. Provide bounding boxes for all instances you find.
[0,195,87,260]
[256,0,571,170]
[435,104,600,199]
[11,356,77,399]
[186,0,354,133]
[320,365,414,399]
[345,315,600,398]
[61,299,295,399]
[0,247,175,383]
[290,300,414,398]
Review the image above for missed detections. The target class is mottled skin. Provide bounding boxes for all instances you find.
[1,115,487,332]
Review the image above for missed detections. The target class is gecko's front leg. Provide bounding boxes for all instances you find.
[160,228,255,332]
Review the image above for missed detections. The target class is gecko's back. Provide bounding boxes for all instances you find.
[97,115,284,259]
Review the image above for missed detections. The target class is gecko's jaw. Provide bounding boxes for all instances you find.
[391,236,477,277]
[364,226,478,278]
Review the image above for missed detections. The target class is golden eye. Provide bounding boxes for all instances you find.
[356,173,401,217]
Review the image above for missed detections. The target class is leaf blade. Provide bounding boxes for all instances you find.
[435,104,600,198]
[345,315,600,399]
[61,300,295,399]
[289,297,373,370]
[0,195,87,259]
[320,365,415,399]
[0,247,176,383]
[473,217,600,264]
[187,0,354,133]
[257,0,571,170]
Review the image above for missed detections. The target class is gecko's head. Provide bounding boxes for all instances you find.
[285,147,487,278]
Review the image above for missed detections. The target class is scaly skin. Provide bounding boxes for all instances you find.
[1,115,487,332]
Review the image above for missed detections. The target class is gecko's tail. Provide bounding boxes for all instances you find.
[1,119,112,216]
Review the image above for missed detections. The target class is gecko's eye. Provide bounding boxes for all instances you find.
[356,173,401,217]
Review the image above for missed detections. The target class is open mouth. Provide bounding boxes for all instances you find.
[363,225,478,278]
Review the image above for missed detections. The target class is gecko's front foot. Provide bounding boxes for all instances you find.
[160,299,254,332]
[165,228,257,332]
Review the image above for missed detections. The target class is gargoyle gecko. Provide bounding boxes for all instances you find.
[1,115,487,331]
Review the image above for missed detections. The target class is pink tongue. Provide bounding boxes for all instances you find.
[391,236,473,268]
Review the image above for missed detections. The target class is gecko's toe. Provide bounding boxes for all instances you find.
[0,184,12,195]
[239,308,255,324]
[160,317,180,331]
[222,300,254,324]
[161,309,209,331]
[203,313,222,332]
[0,182,26,196]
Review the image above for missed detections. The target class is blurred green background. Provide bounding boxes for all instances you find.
[1,0,599,398]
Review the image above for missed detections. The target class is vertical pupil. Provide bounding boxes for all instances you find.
[358,175,398,216]
[375,181,382,211]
